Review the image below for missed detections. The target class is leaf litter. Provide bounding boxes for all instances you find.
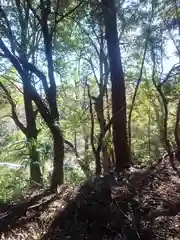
[1,155,180,239]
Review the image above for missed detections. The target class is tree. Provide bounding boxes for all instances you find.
[86,4,111,174]
[101,0,130,171]
[0,79,42,184]
[0,0,82,190]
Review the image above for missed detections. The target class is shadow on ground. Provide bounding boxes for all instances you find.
[41,157,180,240]
[1,156,180,240]
[0,188,61,237]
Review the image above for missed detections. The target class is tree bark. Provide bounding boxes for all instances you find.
[93,96,110,173]
[29,139,42,184]
[30,84,64,190]
[23,82,42,184]
[175,98,180,148]
[50,125,64,191]
[87,85,101,175]
[105,87,115,167]
[102,0,130,171]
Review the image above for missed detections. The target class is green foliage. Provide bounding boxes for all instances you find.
[0,138,28,164]
[0,167,29,203]
[64,168,85,185]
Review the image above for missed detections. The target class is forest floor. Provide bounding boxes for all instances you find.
[1,155,180,239]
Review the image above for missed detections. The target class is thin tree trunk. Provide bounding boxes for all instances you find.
[151,52,172,155]
[105,87,115,167]
[93,96,110,173]
[174,98,180,148]
[175,99,180,161]
[148,103,151,159]
[87,85,101,175]
[79,134,91,177]
[29,139,42,184]
[128,15,152,160]
[102,0,130,171]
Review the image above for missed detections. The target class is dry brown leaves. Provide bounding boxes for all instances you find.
[1,156,180,239]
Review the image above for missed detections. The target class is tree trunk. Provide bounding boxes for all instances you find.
[175,98,180,148]
[94,96,110,173]
[30,84,64,191]
[105,87,115,167]
[50,125,64,191]
[102,144,110,173]
[23,81,42,184]
[102,0,130,171]
[29,140,42,184]
[83,135,91,177]
[88,85,102,175]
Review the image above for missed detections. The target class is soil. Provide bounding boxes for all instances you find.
[1,155,180,239]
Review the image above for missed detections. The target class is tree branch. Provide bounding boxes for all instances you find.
[17,57,49,95]
[55,0,84,24]
[158,63,180,87]
[0,38,24,76]
[0,81,27,134]
[128,17,152,156]
[64,139,80,158]
[0,4,20,54]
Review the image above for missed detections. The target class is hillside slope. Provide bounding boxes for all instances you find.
[1,155,180,240]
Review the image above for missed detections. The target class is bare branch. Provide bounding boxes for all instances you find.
[0,4,20,53]
[158,63,180,87]
[0,38,23,76]
[1,75,23,94]
[55,0,84,25]
[64,139,80,158]
[163,17,180,55]
[26,0,41,24]
[76,21,100,57]
[83,57,100,87]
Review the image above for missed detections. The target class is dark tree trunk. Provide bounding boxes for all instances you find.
[50,125,64,191]
[102,0,130,171]
[23,75,42,184]
[30,86,64,190]
[175,98,180,148]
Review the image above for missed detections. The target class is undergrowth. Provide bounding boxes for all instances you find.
[0,168,29,203]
